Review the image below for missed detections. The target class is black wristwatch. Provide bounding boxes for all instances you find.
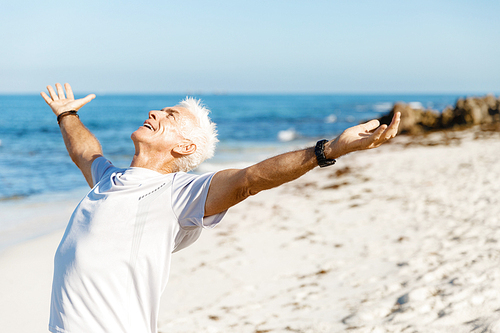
[314,139,336,168]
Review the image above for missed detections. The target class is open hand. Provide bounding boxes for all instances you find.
[326,112,401,159]
[41,83,95,116]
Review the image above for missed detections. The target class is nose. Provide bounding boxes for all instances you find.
[149,110,161,120]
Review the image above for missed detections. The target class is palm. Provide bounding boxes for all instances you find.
[41,83,95,116]
[328,112,401,158]
[341,122,385,149]
[48,98,86,114]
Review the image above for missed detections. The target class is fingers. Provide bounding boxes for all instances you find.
[47,85,59,100]
[81,94,96,105]
[44,83,76,101]
[379,112,400,141]
[56,83,66,99]
[370,124,387,142]
[386,112,401,138]
[339,112,401,153]
[65,83,74,100]
[41,84,95,113]
[359,111,400,148]
[40,92,52,105]
[373,112,401,144]
[71,93,96,111]
[360,119,380,132]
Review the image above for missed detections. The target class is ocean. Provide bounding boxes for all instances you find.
[0,93,462,250]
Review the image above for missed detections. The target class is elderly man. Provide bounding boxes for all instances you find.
[41,83,400,333]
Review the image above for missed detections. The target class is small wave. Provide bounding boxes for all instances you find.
[325,114,337,123]
[278,128,299,142]
[373,102,393,113]
[409,102,424,109]
[355,104,369,112]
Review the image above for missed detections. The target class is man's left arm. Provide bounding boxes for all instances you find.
[204,112,400,217]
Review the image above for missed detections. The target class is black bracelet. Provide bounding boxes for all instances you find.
[57,110,79,125]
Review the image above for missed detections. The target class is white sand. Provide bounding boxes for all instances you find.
[1,127,500,333]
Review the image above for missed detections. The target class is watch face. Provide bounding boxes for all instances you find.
[315,139,335,167]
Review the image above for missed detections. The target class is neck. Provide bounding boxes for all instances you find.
[130,152,177,174]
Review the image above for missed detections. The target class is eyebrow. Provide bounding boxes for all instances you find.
[161,108,180,116]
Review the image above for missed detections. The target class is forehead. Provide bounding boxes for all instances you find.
[161,106,197,123]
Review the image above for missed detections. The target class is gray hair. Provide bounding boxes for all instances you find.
[174,97,218,172]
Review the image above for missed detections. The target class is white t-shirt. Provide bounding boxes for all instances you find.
[49,157,226,333]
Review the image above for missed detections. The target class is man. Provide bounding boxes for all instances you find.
[41,83,400,333]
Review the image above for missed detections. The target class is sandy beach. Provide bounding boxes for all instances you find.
[1,127,500,333]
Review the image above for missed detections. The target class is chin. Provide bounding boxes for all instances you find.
[131,128,157,148]
[131,128,143,144]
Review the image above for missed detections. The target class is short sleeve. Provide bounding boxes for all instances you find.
[91,157,116,186]
[171,172,226,229]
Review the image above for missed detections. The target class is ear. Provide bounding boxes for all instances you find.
[172,140,196,156]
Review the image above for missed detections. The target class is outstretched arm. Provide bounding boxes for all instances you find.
[205,112,400,216]
[41,83,102,187]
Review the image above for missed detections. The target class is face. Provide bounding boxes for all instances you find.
[131,106,197,153]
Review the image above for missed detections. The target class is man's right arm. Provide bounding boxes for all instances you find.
[204,113,400,217]
[41,83,102,187]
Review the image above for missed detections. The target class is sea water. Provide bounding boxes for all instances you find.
[0,93,461,250]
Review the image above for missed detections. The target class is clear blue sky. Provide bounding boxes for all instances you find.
[1,0,499,94]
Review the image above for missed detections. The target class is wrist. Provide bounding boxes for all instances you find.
[57,110,79,125]
[325,138,344,160]
[315,140,336,167]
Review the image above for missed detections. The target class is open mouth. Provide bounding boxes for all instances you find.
[143,123,154,130]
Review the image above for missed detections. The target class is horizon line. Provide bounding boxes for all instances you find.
[1,90,499,96]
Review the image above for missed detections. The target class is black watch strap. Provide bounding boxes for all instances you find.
[314,139,336,168]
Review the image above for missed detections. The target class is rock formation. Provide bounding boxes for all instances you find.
[377,95,500,135]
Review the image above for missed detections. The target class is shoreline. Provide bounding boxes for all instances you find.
[0,93,465,201]
[1,127,500,332]
[0,187,89,254]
